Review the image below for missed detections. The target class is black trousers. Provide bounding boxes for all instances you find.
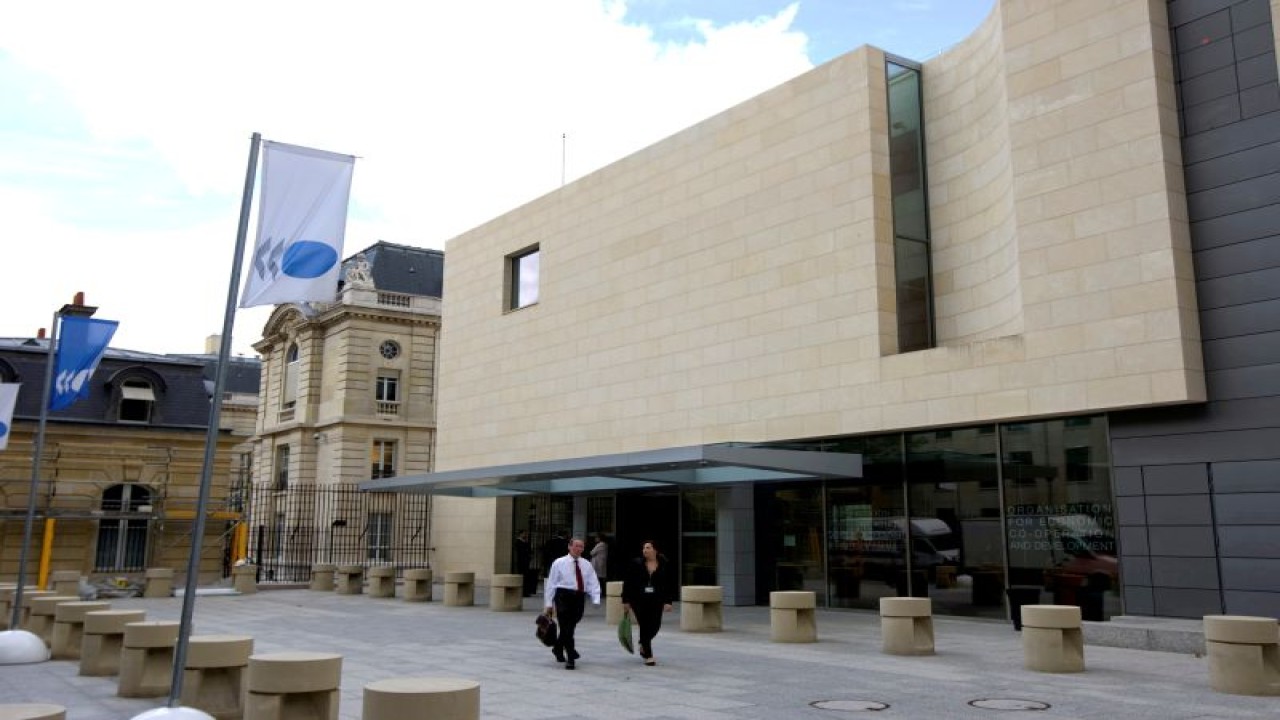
[553,588,586,658]
[632,598,665,655]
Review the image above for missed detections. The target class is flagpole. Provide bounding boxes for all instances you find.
[164,132,261,709]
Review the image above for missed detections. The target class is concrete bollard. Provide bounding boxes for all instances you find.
[879,597,934,656]
[489,575,523,612]
[118,621,180,697]
[403,568,432,602]
[245,651,342,720]
[309,564,336,592]
[362,677,480,720]
[443,572,475,607]
[144,568,175,598]
[23,596,79,648]
[181,634,255,719]
[1203,615,1280,696]
[680,586,724,633]
[80,609,146,676]
[0,704,67,719]
[1021,605,1084,673]
[605,581,624,626]
[769,591,817,643]
[48,571,80,597]
[50,600,111,660]
[367,565,396,599]
[233,564,258,595]
[335,565,364,595]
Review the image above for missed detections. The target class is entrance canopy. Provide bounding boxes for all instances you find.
[359,444,862,497]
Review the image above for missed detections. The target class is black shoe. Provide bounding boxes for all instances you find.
[552,648,565,663]
[639,644,651,659]
[568,649,580,661]
[565,660,576,670]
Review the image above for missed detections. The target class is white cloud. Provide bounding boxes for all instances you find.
[0,1,814,355]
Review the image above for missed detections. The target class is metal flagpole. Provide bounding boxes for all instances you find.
[164,132,261,708]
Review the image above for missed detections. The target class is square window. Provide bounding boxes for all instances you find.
[273,445,290,491]
[506,245,540,310]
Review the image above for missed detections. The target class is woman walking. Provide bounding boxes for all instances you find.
[621,539,677,666]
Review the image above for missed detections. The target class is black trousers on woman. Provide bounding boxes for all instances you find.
[632,598,666,657]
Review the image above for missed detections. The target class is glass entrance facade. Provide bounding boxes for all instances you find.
[758,415,1119,619]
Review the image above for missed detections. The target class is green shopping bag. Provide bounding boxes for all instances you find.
[618,611,635,654]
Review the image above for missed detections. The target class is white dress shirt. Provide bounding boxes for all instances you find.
[544,554,601,606]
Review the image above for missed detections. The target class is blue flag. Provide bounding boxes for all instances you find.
[0,383,18,451]
[50,316,118,411]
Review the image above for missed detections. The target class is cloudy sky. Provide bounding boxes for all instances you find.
[1,0,993,357]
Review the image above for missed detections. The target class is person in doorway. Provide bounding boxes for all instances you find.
[514,530,536,596]
[544,536,601,669]
[621,539,677,666]
[589,532,609,588]
[541,529,566,582]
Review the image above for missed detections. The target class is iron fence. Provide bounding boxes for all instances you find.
[244,484,431,583]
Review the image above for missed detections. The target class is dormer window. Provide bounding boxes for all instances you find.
[118,379,155,423]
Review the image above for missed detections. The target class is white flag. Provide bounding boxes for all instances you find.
[239,140,356,308]
[0,383,18,451]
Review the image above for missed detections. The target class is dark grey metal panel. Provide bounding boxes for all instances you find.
[1214,492,1280,523]
[1114,466,1144,496]
[1144,464,1210,494]
[1149,525,1218,556]
[1195,234,1280,279]
[1146,495,1214,525]
[1191,203,1280,248]
[1169,0,1239,26]
[1200,297,1280,338]
[1122,555,1153,585]
[1181,65,1240,107]
[1182,113,1280,164]
[1229,0,1272,30]
[1174,8,1233,49]
[1120,526,1151,555]
[1218,525,1280,557]
[1186,172,1280,220]
[1178,35,1238,80]
[1184,142,1280,194]
[1237,53,1279,89]
[1183,94,1242,134]
[1213,459,1280,492]
[1241,82,1280,118]
[1124,585,1156,614]
[1221,558,1280,590]
[1153,587,1223,617]
[1113,397,1280,436]
[1223,589,1280,615]
[1117,496,1148,525]
[1205,363,1280,399]
[1151,556,1221,587]
[1234,23,1276,59]
[1202,330,1280,369]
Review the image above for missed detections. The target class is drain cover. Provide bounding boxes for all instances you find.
[811,700,890,712]
[969,699,1051,711]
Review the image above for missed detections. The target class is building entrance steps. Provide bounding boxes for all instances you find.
[49,601,110,660]
[443,572,474,607]
[680,586,723,632]
[245,651,342,720]
[362,677,480,720]
[79,609,146,677]
[879,597,934,656]
[1203,615,1280,697]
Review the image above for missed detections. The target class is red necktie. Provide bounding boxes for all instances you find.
[574,558,584,592]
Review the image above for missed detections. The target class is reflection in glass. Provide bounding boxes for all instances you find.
[681,490,717,586]
[771,486,825,598]
[886,60,934,352]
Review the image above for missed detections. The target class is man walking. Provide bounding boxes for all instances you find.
[543,536,601,669]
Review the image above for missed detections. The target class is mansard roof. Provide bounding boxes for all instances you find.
[341,241,444,298]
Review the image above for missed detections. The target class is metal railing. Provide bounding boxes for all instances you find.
[244,483,431,583]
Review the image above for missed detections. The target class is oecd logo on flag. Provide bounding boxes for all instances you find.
[252,237,340,282]
[49,317,118,411]
[0,383,19,452]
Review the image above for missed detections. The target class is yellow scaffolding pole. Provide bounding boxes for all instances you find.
[37,518,55,590]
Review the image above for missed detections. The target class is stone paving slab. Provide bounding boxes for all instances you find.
[1,588,1276,719]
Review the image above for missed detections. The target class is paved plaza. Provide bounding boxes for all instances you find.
[2,586,1276,719]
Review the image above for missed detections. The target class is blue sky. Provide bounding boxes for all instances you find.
[0,1,993,356]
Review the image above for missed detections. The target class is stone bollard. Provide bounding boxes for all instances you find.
[0,704,67,720]
[181,634,255,719]
[1021,605,1084,673]
[309,564,336,592]
[80,609,146,676]
[680,586,723,633]
[144,568,175,598]
[362,677,480,720]
[368,565,396,599]
[48,571,80,597]
[443,572,475,607]
[0,583,17,629]
[9,590,55,630]
[879,597,934,656]
[50,600,111,660]
[605,581,624,626]
[489,575,523,612]
[23,596,79,648]
[118,621,180,697]
[245,651,342,720]
[769,591,817,643]
[1203,615,1280,696]
[233,564,258,595]
[403,568,432,602]
[335,565,364,595]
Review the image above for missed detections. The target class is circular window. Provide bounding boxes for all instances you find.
[379,340,401,360]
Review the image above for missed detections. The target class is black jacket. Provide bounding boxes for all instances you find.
[621,556,678,606]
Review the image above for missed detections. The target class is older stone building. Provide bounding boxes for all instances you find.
[0,336,258,587]
[367,0,1280,620]
[246,242,442,581]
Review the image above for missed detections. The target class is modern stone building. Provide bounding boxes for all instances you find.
[246,242,442,580]
[366,0,1279,620]
[0,335,257,586]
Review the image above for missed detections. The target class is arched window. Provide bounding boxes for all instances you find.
[95,484,152,572]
